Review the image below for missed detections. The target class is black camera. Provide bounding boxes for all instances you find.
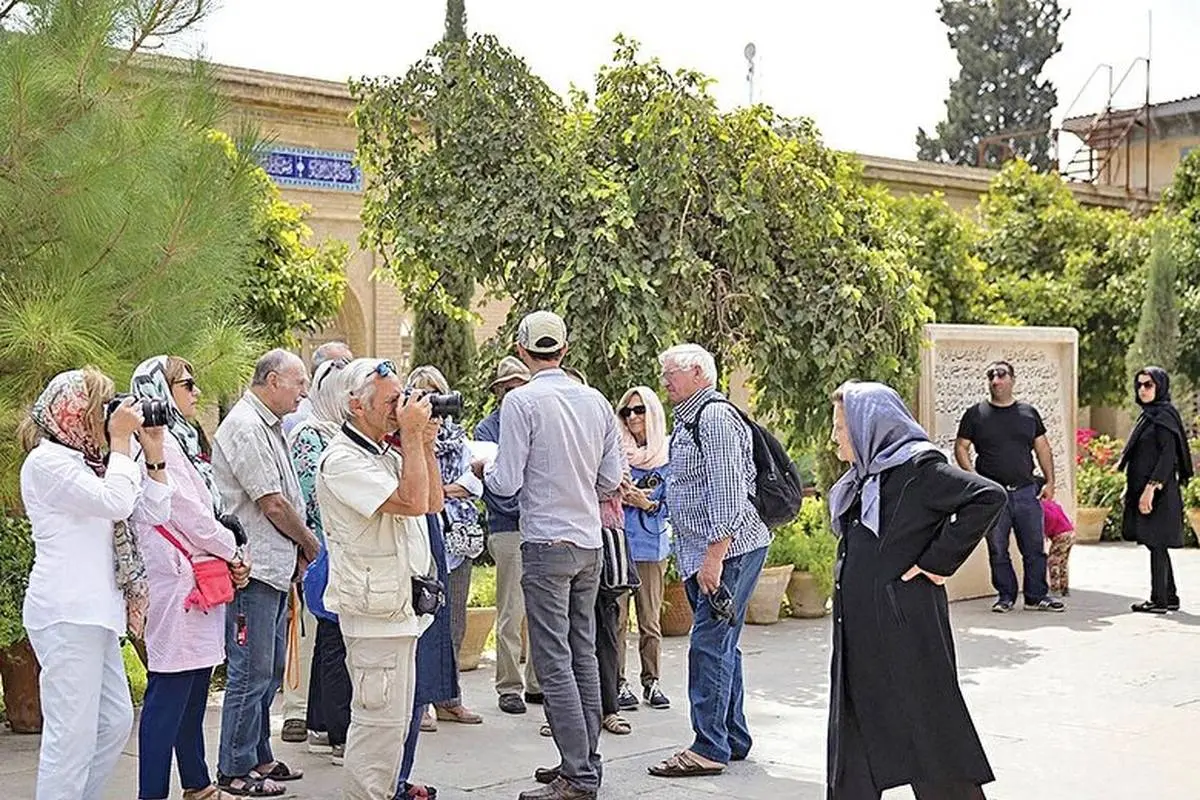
[405,389,463,419]
[106,393,170,428]
[635,472,663,491]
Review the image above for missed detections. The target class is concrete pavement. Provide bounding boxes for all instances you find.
[2,543,1199,798]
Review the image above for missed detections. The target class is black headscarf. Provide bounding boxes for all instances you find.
[1118,366,1194,482]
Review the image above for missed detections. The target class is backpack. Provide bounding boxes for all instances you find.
[683,399,804,529]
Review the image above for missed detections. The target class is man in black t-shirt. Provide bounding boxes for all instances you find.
[955,360,1065,613]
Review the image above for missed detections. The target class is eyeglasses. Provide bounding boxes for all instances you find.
[1137,380,1155,390]
[172,378,198,392]
[618,405,647,419]
[707,584,735,626]
[986,369,1010,380]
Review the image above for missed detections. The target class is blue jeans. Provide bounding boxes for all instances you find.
[139,668,213,799]
[218,579,288,778]
[684,545,768,764]
[397,702,425,792]
[986,485,1049,604]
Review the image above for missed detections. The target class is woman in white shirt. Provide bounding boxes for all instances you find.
[18,368,172,800]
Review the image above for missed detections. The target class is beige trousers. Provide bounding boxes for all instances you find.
[617,559,667,688]
[489,532,540,696]
[342,634,418,800]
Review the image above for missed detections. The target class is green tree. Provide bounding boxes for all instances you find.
[355,35,931,451]
[444,0,466,42]
[1126,226,1181,379]
[916,0,1068,170]
[1162,149,1200,385]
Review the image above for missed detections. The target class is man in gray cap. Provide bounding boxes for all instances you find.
[475,311,624,800]
[475,356,543,715]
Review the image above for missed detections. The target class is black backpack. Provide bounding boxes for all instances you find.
[683,399,804,529]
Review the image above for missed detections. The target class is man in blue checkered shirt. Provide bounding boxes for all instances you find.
[647,344,772,780]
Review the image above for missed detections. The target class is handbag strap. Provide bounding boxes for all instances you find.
[154,525,194,564]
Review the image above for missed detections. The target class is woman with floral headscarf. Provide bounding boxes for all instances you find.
[614,385,672,712]
[129,356,253,800]
[826,381,1004,800]
[19,368,172,800]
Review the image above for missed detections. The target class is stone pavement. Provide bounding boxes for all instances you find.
[3,544,1200,799]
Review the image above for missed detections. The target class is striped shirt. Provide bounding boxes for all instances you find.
[666,387,771,579]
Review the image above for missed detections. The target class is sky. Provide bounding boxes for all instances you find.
[177,0,1200,160]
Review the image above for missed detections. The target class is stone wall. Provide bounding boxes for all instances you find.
[918,324,1079,600]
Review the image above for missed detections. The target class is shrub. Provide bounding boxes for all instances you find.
[468,565,497,608]
[768,499,837,597]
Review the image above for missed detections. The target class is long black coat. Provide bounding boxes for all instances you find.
[827,451,1005,796]
[1121,423,1187,549]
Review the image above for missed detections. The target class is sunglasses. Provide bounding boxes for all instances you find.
[374,360,397,378]
[1137,380,1155,390]
[171,378,198,392]
[618,405,647,419]
[986,369,1010,380]
[707,584,736,626]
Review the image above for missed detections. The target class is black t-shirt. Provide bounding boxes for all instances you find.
[956,401,1047,488]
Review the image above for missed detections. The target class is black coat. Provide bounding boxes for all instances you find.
[1121,423,1188,549]
[827,452,1005,795]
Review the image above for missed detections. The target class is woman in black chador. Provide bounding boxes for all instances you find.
[1119,367,1194,614]
[825,381,1006,800]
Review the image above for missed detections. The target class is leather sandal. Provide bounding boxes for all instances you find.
[648,750,725,778]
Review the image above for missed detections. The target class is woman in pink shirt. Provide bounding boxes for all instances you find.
[130,356,254,800]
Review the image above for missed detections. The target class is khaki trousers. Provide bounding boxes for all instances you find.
[617,559,667,688]
[489,531,540,696]
[342,634,418,800]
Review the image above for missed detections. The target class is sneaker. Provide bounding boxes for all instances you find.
[991,600,1014,613]
[1167,598,1181,611]
[616,681,639,711]
[331,743,345,766]
[1027,597,1065,612]
[307,730,332,753]
[1131,600,1168,615]
[643,681,670,710]
[281,718,307,743]
[499,693,527,714]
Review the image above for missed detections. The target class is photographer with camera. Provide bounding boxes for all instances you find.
[316,358,442,800]
[405,365,482,732]
[212,349,316,796]
[18,368,172,800]
[128,356,252,800]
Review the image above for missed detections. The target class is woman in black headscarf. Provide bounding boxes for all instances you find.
[1119,367,1194,614]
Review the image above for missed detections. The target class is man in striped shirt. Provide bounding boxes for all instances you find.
[649,344,772,780]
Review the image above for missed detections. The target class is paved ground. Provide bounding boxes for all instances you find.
[3,543,1200,799]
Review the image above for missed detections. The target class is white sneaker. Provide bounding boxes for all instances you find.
[307,730,332,753]
[331,743,345,766]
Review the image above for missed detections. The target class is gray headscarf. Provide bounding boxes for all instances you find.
[827,382,940,537]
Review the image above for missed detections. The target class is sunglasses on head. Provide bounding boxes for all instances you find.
[618,405,647,419]
[1137,379,1155,390]
[172,378,198,392]
[374,360,397,378]
[986,368,1010,380]
[316,358,350,392]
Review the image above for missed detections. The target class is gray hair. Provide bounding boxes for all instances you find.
[343,358,389,411]
[252,348,304,386]
[312,341,352,370]
[659,344,717,386]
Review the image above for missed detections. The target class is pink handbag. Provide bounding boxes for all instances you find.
[1042,499,1074,539]
[155,526,234,611]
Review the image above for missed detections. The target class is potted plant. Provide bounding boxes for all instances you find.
[781,500,837,619]
[746,545,794,626]
[460,565,498,671]
[1074,429,1124,544]
[1183,476,1200,547]
[0,515,40,733]
[659,553,693,637]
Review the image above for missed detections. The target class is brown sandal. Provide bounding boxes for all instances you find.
[648,750,725,778]
[183,786,238,800]
[602,714,631,735]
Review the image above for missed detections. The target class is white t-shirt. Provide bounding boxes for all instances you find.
[21,441,173,636]
[317,427,433,638]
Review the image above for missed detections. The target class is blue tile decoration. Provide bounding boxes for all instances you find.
[261,145,362,193]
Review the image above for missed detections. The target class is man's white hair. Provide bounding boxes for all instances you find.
[659,344,717,386]
[343,358,389,411]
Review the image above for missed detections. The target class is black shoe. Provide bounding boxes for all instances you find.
[534,765,560,784]
[1132,601,1168,614]
[281,718,307,742]
[616,681,639,711]
[524,691,545,705]
[1026,597,1065,612]
[991,600,1014,613]
[499,693,527,714]
[1167,598,1181,611]
[643,680,670,709]
[518,777,596,800]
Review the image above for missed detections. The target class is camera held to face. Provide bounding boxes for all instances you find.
[404,388,464,419]
[106,393,170,428]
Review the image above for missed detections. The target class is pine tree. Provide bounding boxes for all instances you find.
[410,0,476,386]
[1126,227,1181,380]
[916,0,1068,170]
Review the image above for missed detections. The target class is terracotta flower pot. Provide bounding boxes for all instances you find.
[0,637,42,733]
[786,570,831,619]
[746,565,794,625]
[660,581,693,637]
[1074,506,1109,544]
[458,607,497,672]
